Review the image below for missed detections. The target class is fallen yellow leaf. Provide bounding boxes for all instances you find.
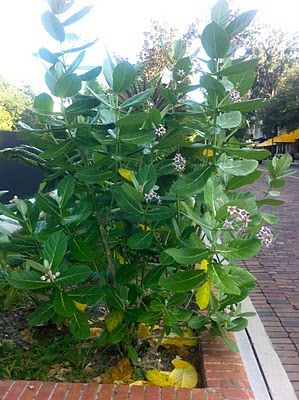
[169,359,198,388]
[146,370,175,387]
[90,327,103,337]
[105,310,124,333]
[110,358,133,384]
[74,301,87,312]
[130,380,150,386]
[162,327,197,347]
[118,168,134,182]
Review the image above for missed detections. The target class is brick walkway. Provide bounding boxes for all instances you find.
[239,167,299,398]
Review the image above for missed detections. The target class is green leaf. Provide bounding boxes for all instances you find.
[120,130,155,145]
[217,111,242,129]
[67,51,86,74]
[43,231,67,269]
[209,264,240,295]
[115,184,143,215]
[75,168,113,184]
[227,317,248,332]
[117,112,147,133]
[41,11,65,42]
[222,148,270,160]
[63,5,93,26]
[70,238,93,261]
[136,164,157,193]
[226,265,256,289]
[261,212,278,224]
[55,264,91,286]
[36,194,61,217]
[173,40,186,61]
[159,270,207,292]
[57,175,74,208]
[113,61,136,93]
[226,170,262,190]
[204,177,226,216]
[38,47,60,64]
[145,206,176,221]
[79,66,102,81]
[0,203,20,222]
[7,270,50,290]
[217,154,258,176]
[172,166,213,196]
[216,239,261,259]
[41,141,74,160]
[219,99,264,112]
[28,302,55,326]
[104,287,126,311]
[201,22,230,58]
[53,73,82,97]
[110,324,126,344]
[218,60,258,76]
[127,231,153,250]
[54,291,76,316]
[34,93,54,123]
[229,70,255,95]
[47,0,75,14]
[256,198,284,207]
[69,312,90,339]
[165,248,210,264]
[121,89,152,109]
[226,10,257,36]
[143,265,166,289]
[68,286,105,304]
[201,75,226,99]
[115,264,140,285]
[211,0,230,27]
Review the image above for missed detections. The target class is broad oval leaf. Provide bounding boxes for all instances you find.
[216,238,261,259]
[201,21,230,58]
[218,59,258,76]
[121,89,153,109]
[55,264,92,286]
[28,302,55,326]
[120,130,155,145]
[62,5,93,26]
[57,175,75,209]
[70,238,93,261]
[159,270,207,292]
[217,154,258,176]
[69,312,90,339]
[43,230,67,269]
[169,359,198,388]
[196,280,211,309]
[53,73,82,97]
[219,99,265,112]
[75,168,113,184]
[217,111,242,129]
[209,263,240,295]
[226,10,257,36]
[54,291,76,316]
[113,61,136,93]
[165,248,210,264]
[127,231,153,250]
[68,286,105,304]
[41,11,65,42]
[79,66,102,81]
[7,270,51,290]
[172,166,213,196]
[38,47,60,64]
[211,0,230,27]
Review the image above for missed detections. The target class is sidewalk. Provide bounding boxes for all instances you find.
[239,168,299,398]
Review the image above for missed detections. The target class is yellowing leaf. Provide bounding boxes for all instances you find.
[118,168,134,182]
[102,358,133,384]
[105,310,124,332]
[138,323,151,340]
[195,279,211,310]
[162,328,197,347]
[116,252,125,265]
[138,223,151,231]
[200,259,208,271]
[202,149,214,157]
[169,359,198,388]
[90,327,103,337]
[130,380,150,386]
[74,301,87,312]
[146,370,175,387]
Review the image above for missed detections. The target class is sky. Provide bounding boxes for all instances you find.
[0,0,298,93]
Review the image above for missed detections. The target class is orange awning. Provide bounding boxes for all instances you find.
[274,129,299,143]
[256,129,299,147]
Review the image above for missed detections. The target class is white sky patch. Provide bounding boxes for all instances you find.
[0,0,298,92]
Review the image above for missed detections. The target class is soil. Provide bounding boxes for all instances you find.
[0,305,201,385]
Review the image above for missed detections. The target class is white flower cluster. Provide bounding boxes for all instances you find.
[176,69,185,78]
[173,153,186,172]
[144,189,161,204]
[256,226,274,247]
[224,205,252,234]
[229,89,241,103]
[9,195,19,204]
[155,124,166,137]
[41,270,60,283]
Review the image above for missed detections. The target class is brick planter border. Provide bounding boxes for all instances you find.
[0,334,254,400]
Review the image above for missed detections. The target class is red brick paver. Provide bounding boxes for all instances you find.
[239,168,299,398]
[0,333,254,399]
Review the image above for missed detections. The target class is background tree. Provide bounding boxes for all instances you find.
[262,63,299,135]
[0,77,34,131]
